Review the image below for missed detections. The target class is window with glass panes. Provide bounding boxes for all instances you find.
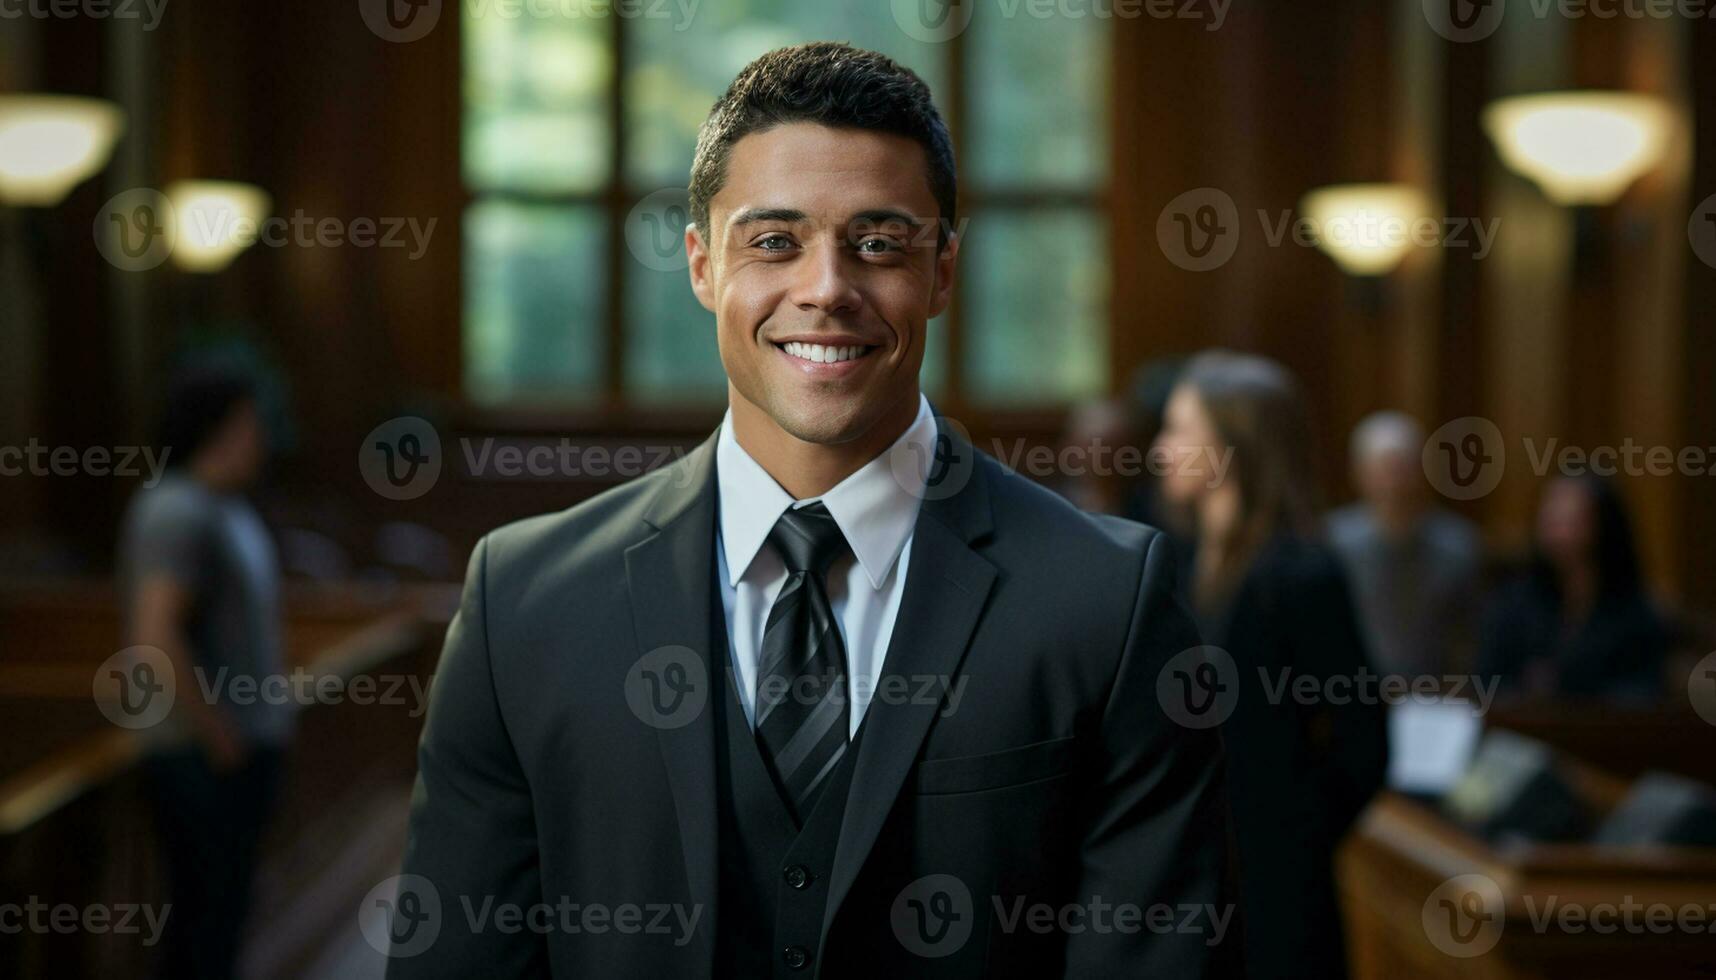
[462,2,1107,408]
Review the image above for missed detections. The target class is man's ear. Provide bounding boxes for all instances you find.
[686,222,716,313]
[927,227,960,319]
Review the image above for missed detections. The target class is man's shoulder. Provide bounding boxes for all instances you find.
[975,453,1166,575]
[478,459,688,581]
[121,474,210,540]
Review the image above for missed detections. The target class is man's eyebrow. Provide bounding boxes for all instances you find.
[728,207,808,226]
[847,208,928,229]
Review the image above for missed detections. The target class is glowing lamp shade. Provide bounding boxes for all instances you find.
[0,96,125,206]
[1299,183,1430,276]
[1482,92,1671,205]
[166,180,271,273]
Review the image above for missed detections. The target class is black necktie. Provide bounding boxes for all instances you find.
[755,502,852,823]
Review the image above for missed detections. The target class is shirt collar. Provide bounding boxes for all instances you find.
[716,394,934,590]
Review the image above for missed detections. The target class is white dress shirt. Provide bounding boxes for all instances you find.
[715,394,934,737]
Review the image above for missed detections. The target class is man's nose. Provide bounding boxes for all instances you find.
[788,240,863,315]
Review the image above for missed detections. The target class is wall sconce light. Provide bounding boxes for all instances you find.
[1299,183,1431,277]
[0,95,126,207]
[1482,91,1672,206]
[166,179,270,273]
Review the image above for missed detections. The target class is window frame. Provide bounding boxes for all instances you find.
[457,12,1111,432]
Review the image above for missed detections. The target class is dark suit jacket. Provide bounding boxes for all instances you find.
[1195,534,1389,980]
[389,422,1239,978]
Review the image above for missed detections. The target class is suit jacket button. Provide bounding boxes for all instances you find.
[782,945,810,970]
[783,864,812,890]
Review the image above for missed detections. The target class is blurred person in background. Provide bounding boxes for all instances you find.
[1053,396,1138,515]
[1478,474,1669,701]
[118,359,291,980]
[1327,411,1484,677]
[1154,350,1388,980]
[1122,357,1184,528]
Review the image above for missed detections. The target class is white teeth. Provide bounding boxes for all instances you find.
[782,342,867,364]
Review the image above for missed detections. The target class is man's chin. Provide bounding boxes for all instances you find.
[769,404,874,447]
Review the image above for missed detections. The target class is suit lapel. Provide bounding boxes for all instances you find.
[623,431,722,961]
[821,422,997,939]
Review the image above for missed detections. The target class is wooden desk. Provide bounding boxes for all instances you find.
[1340,793,1716,979]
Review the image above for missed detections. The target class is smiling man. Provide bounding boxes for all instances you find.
[391,42,1237,979]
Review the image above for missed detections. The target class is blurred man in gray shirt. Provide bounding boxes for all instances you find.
[1327,412,1483,678]
[117,359,290,980]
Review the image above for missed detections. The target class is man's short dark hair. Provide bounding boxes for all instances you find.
[689,41,956,247]
[159,357,259,466]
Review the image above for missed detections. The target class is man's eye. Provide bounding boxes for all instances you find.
[856,237,903,254]
[756,234,794,251]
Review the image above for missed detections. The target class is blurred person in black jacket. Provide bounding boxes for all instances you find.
[1478,474,1669,701]
[1154,350,1389,980]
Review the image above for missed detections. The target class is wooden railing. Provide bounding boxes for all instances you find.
[0,581,456,980]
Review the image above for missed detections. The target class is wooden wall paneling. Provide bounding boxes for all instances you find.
[1480,11,1571,554]
[1683,17,1716,613]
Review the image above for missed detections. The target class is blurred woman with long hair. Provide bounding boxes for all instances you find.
[1154,350,1388,980]
[1479,474,1669,699]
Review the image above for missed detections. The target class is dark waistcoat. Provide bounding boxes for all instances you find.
[713,650,862,979]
